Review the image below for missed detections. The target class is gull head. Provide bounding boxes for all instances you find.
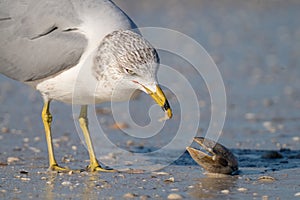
[93,30,172,119]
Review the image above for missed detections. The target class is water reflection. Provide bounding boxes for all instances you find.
[189,175,238,199]
[43,172,108,199]
[44,172,58,200]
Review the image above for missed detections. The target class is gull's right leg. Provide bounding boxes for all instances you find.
[41,99,69,172]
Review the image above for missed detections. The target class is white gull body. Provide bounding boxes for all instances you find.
[0,0,172,171]
[1,0,152,104]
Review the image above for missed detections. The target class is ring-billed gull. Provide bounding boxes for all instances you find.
[0,0,172,172]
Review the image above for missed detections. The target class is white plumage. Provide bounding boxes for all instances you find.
[0,0,171,172]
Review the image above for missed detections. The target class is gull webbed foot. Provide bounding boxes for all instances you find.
[86,162,117,173]
[186,137,238,175]
[48,164,70,172]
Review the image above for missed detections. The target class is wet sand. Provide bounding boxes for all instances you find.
[1,0,300,199]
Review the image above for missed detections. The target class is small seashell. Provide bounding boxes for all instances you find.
[20,170,29,174]
[258,176,276,182]
[294,192,300,197]
[152,171,169,176]
[167,193,183,200]
[237,187,248,192]
[109,122,129,130]
[61,181,71,186]
[123,192,138,198]
[7,157,20,163]
[164,177,175,183]
[221,189,230,194]
[20,177,30,181]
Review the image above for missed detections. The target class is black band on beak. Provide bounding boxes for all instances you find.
[163,99,171,111]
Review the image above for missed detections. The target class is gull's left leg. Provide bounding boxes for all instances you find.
[79,105,116,172]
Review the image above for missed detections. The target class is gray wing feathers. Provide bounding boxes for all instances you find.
[0,0,88,82]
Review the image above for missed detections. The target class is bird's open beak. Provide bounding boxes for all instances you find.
[142,84,172,119]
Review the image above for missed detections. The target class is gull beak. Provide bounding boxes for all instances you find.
[142,84,172,119]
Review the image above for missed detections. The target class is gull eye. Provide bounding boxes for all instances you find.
[124,68,136,75]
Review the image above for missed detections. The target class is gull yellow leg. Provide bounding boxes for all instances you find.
[42,100,68,172]
[79,105,116,172]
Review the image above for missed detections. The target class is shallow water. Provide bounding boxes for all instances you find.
[1,0,300,199]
